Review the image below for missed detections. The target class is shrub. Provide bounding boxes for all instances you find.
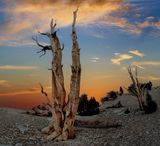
[101,90,118,103]
[144,92,157,114]
[119,86,124,96]
[128,81,153,96]
[78,94,99,116]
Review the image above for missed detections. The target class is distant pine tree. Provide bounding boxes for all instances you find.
[119,86,123,96]
[78,94,99,116]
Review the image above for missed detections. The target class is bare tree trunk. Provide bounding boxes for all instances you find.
[127,67,146,110]
[34,9,81,141]
[61,8,81,140]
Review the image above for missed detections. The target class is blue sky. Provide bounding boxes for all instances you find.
[0,0,160,108]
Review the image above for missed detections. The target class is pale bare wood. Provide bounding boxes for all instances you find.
[39,83,52,106]
[34,8,81,141]
[127,66,147,110]
[61,8,81,140]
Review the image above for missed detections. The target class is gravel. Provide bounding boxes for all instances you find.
[0,88,160,146]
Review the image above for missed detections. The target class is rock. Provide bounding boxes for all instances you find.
[124,108,130,114]
[15,143,23,146]
[26,109,36,115]
[16,124,28,134]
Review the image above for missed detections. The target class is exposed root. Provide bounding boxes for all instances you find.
[55,134,66,141]
[47,131,61,140]
[41,125,54,134]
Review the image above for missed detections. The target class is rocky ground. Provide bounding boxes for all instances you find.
[0,87,160,146]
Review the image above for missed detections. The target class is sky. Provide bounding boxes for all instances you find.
[0,0,160,109]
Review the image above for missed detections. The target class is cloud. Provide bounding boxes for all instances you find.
[1,0,125,31]
[132,61,160,67]
[114,53,120,56]
[99,16,143,34]
[0,80,9,87]
[94,75,115,80]
[129,50,145,57]
[1,0,159,47]
[92,34,104,39]
[90,57,100,63]
[0,89,39,96]
[139,76,160,81]
[149,76,160,81]
[112,49,146,66]
[99,15,160,35]
[0,85,51,96]
[0,65,38,70]
[111,53,133,65]
[0,0,130,46]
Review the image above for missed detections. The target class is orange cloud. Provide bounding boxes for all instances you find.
[0,80,9,87]
[1,0,159,47]
[0,65,38,70]
[132,61,160,67]
[139,76,160,81]
[111,53,133,65]
[0,85,51,96]
[0,0,128,46]
[129,50,145,57]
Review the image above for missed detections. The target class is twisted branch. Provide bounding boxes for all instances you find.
[39,83,52,106]
[38,31,50,37]
[32,36,51,57]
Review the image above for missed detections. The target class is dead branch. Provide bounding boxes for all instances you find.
[50,19,57,34]
[72,8,78,28]
[38,31,50,37]
[127,66,146,110]
[32,36,51,57]
[39,83,52,106]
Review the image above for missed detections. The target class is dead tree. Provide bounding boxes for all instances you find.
[33,8,81,141]
[127,66,146,110]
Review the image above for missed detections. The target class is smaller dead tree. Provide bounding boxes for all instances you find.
[127,66,157,114]
[127,66,146,110]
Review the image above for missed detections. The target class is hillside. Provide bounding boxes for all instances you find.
[0,87,160,146]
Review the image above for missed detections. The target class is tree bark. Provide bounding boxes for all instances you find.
[61,8,81,140]
[127,67,146,111]
[38,9,81,141]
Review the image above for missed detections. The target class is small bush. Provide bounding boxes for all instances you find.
[144,92,157,114]
[128,81,152,96]
[101,90,118,103]
[119,86,123,96]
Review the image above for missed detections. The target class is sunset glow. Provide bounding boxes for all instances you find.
[0,0,160,109]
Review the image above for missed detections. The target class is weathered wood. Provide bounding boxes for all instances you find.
[61,8,81,140]
[34,8,81,141]
[127,66,146,110]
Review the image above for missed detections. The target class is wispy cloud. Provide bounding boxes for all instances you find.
[0,80,9,87]
[132,61,160,67]
[0,89,39,96]
[111,53,133,65]
[139,76,160,81]
[90,57,100,63]
[0,65,38,70]
[0,86,51,96]
[129,50,145,57]
[94,75,115,80]
[99,15,160,35]
[112,49,146,66]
